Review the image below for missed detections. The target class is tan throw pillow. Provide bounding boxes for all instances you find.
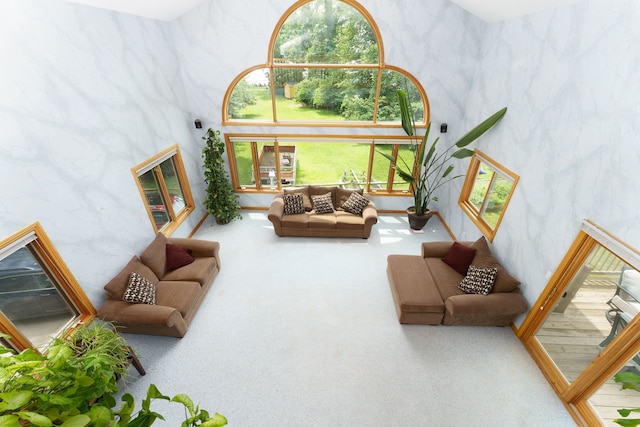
[470,237,520,293]
[123,272,156,305]
[311,192,335,214]
[283,193,305,215]
[458,265,498,295]
[342,192,369,216]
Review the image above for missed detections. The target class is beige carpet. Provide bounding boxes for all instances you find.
[118,211,574,426]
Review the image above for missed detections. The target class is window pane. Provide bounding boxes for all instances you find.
[274,67,377,122]
[273,0,378,65]
[256,143,296,188]
[480,173,514,228]
[232,142,255,189]
[377,70,424,123]
[0,248,77,350]
[535,245,634,383]
[140,170,169,229]
[371,144,393,192]
[159,158,186,214]
[470,162,493,210]
[228,69,272,120]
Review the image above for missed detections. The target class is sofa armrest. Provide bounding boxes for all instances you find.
[97,299,187,330]
[267,194,285,233]
[421,241,455,259]
[444,292,528,317]
[168,237,221,269]
[362,201,378,226]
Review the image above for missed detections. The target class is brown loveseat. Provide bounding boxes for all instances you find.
[386,237,527,326]
[97,232,220,337]
[268,185,378,238]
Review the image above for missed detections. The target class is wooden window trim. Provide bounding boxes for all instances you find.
[0,222,95,352]
[458,149,519,242]
[131,144,194,235]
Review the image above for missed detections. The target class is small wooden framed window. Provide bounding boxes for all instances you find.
[132,144,194,235]
[0,223,95,352]
[458,150,519,242]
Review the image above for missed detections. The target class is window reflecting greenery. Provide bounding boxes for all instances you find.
[225,0,427,125]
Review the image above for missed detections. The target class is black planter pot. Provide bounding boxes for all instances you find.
[407,207,432,230]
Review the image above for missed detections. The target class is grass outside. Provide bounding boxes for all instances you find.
[235,87,346,121]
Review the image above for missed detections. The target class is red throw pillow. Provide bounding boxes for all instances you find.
[165,243,194,271]
[442,241,477,275]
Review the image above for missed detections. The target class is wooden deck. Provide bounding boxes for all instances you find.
[536,279,640,425]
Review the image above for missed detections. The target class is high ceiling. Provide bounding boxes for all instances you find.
[64,0,584,23]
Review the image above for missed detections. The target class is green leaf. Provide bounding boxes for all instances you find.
[201,413,228,427]
[397,90,413,136]
[613,417,640,426]
[171,394,195,414]
[441,164,454,178]
[59,414,91,427]
[88,405,113,427]
[0,415,21,427]
[454,107,507,148]
[17,411,52,427]
[0,391,34,411]
[451,148,474,159]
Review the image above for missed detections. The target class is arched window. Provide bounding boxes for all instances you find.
[222,0,430,194]
[223,0,428,126]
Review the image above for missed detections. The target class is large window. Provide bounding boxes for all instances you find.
[226,134,414,194]
[518,220,640,426]
[0,223,95,352]
[132,145,194,234]
[223,0,428,126]
[458,150,519,242]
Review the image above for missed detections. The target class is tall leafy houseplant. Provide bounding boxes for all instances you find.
[380,90,507,229]
[202,128,241,224]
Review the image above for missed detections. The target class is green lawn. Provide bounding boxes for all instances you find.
[235,87,345,121]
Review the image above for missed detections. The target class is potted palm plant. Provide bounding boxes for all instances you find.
[380,90,507,230]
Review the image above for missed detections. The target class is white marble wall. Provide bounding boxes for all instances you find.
[0,0,205,304]
[440,0,640,325]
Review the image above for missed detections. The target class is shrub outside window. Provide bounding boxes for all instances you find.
[132,145,194,235]
[0,222,95,352]
[458,150,519,242]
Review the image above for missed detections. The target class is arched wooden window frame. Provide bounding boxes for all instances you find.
[221,0,430,128]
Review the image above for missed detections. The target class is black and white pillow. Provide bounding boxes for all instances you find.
[342,192,369,216]
[283,193,305,215]
[123,272,156,305]
[458,265,498,295]
[311,192,335,214]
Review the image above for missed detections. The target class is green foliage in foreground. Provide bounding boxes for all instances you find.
[614,371,640,426]
[0,327,227,427]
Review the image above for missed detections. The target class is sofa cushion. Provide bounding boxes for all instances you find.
[424,257,466,301]
[308,214,337,228]
[283,193,305,215]
[309,185,337,205]
[284,187,312,211]
[166,244,194,271]
[140,232,169,279]
[104,256,159,300]
[470,237,521,293]
[442,242,477,275]
[311,192,335,214]
[335,187,363,209]
[162,257,218,286]
[335,211,365,229]
[281,212,309,228]
[155,281,202,318]
[458,265,498,295]
[123,272,156,304]
[342,192,369,216]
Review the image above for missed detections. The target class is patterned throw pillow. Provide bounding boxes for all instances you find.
[458,265,498,295]
[342,192,369,216]
[123,272,156,305]
[311,192,335,214]
[283,193,305,215]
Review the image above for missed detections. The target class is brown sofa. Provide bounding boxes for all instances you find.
[97,232,220,337]
[268,185,378,238]
[386,237,527,326]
